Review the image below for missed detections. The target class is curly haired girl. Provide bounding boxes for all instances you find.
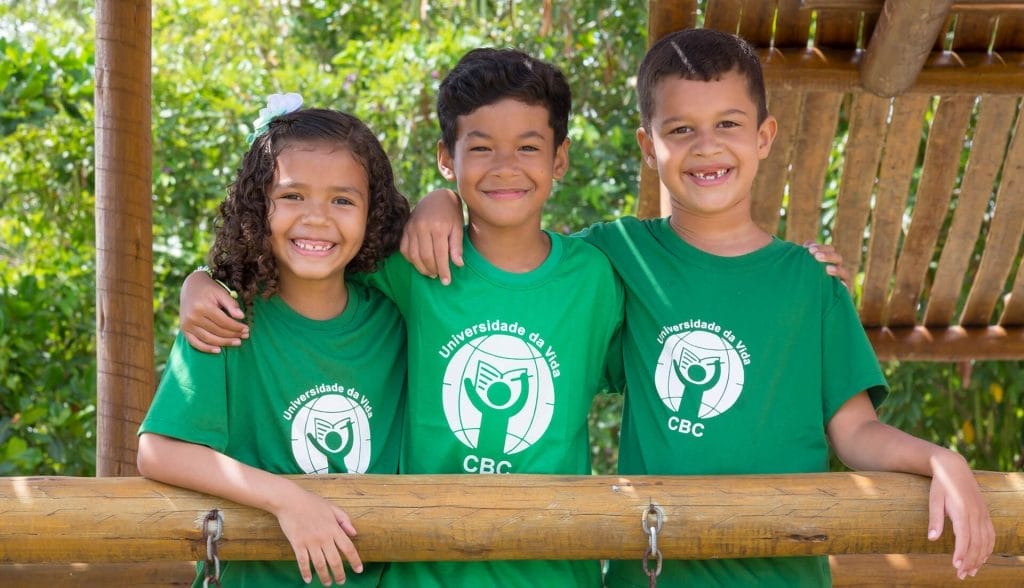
[139,97,409,587]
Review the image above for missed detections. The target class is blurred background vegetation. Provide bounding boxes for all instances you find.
[1,0,1020,477]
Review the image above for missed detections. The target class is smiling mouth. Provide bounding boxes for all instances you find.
[689,168,731,181]
[292,239,336,253]
[483,188,528,200]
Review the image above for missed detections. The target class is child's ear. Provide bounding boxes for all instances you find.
[436,140,456,181]
[636,127,658,170]
[757,115,778,160]
[553,138,570,180]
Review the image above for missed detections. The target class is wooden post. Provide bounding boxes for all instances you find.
[2,473,1021,563]
[94,0,153,476]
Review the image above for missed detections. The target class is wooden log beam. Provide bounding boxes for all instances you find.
[868,326,1024,361]
[1,473,1022,564]
[761,47,1024,95]
[860,0,955,97]
[830,553,1024,587]
[94,0,153,476]
[6,554,1024,586]
[802,0,1024,13]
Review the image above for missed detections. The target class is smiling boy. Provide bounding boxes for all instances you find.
[580,28,994,586]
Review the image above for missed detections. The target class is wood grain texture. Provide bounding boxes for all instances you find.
[2,473,1021,563]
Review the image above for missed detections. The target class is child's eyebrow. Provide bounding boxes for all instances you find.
[660,108,751,126]
[464,129,549,141]
[273,180,366,196]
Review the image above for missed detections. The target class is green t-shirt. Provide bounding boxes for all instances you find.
[362,231,623,588]
[140,283,407,588]
[581,217,887,588]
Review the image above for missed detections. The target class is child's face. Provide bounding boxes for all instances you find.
[267,143,369,288]
[438,98,569,234]
[637,69,776,221]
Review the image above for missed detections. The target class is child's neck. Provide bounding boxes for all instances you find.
[467,224,551,273]
[668,210,772,257]
[277,277,349,320]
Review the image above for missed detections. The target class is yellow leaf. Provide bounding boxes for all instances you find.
[990,382,1004,404]
[962,420,975,444]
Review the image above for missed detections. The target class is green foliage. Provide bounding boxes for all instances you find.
[1,1,1021,479]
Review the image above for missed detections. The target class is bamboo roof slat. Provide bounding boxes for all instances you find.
[992,13,1024,49]
[647,0,698,41]
[961,108,1024,325]
[704,0,744,33]
[924,96,1019,327]
[736,0,776,46]
[950,12,1000,51]
[753,88,803,233]
[998,255,1024,325]
[831,93,890,280]
[814,9,863,49]
[859,95,932,326]
[785,92,843,245]
[860,0,955,96]
[773,0,813,48]
[887,96,974,327]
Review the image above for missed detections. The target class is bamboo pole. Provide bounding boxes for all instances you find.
[868,326,1024,361]
[1,473,1021,564]
[7,555,1024,587]
[94,0,153,477]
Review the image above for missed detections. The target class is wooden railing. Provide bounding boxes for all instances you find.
[2,472,1022,585]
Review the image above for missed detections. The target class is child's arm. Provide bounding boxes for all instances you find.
[399,189,851,284]
[179,270,248,353]
[826,393,994,579]
[138,433,362,586]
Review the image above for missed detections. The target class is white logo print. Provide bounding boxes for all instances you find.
[442,333,555,456]
[290,393,372,474]
[654,329,745,419]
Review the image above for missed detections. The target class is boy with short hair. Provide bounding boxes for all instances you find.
[181,47,622,587]
[402,29,994,586]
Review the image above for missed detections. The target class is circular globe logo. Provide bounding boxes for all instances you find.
[442,333,554,455]
[290,393,371,474]
[654,329,744,419]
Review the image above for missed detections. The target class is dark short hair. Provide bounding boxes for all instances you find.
[437,47,572,151]
[637,29,768,129]
[210,108,409,307]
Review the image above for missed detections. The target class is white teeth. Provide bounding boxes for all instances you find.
[294,240,333,251]
[693,169,728,180]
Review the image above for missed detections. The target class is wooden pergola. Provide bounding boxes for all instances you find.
[4,1,1024,586]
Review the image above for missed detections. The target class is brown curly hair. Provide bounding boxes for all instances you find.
[208,108,410,308]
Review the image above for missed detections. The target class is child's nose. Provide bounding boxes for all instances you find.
[693,129,723,155]
[301,200,329,223]
[490,149,520,175]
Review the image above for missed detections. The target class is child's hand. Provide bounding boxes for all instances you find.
[180,270,248,353]
[926,450,995,580]
[804,241,852,287]
[399,188,465,285]
[275,489,363,586]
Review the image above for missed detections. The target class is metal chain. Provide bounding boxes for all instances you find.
[641,503,664,588]
[202,509,224,587]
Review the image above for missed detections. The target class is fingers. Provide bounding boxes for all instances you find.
[434,233,453,286]
[449,228,464,268]
[183,328,223,354]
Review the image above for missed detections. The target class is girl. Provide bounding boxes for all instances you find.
[138,97,410,587]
